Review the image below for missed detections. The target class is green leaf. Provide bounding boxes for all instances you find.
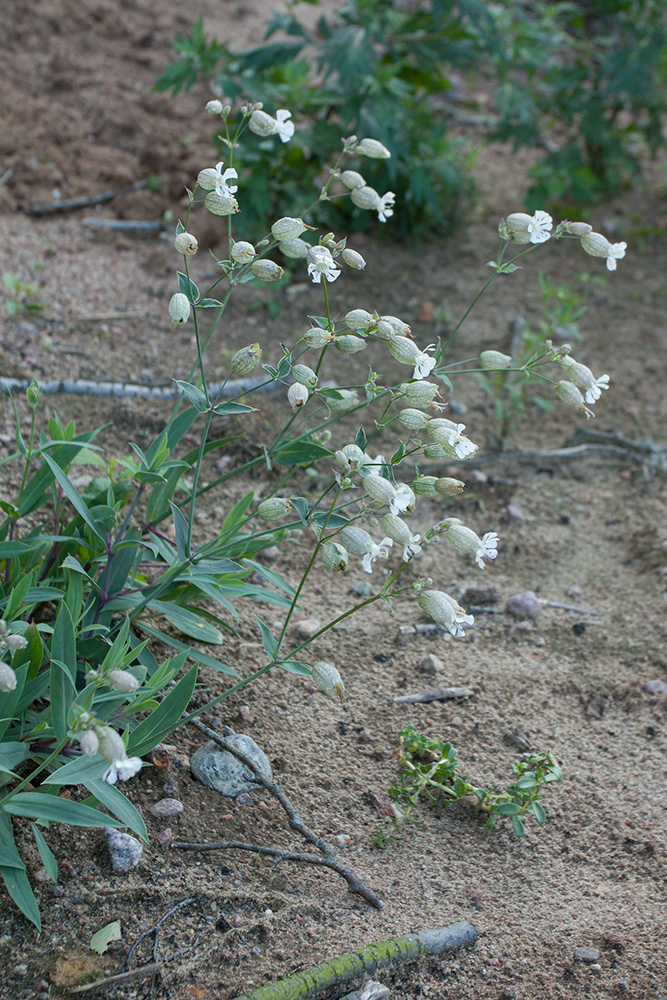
[0,815,40,929]
[213,401,258,416]
[311,511,348,529]
[511,815,525,837]
[49,602,77,742]
[0,844,26,869]
[134,622,238,675]
[150,600,224,643]
[170,501,190,560]
[83,779,147,841]
[273,442,334,465]
[198,297,223,308]
[128,661,197,756]
[496,802,522,816]
[90,920,122,955]
[531,801,547,825]
[42,756,109,787]
[255,615,278,658]
[0,542,32,559]
[290,496,309,525]
[31,824,58,882]
[173,380,209,412]
[177,270,200,303]
[42,454,107,542]
[278,659,311,675]
[354,426,367,451]
[2,792,123,828]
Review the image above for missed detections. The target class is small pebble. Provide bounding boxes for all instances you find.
[294,618,322,639]
[238,705,251,721]
[352,580,373,597]
[507,504,526,522]
[572,946,600,963]
[156,828,173,846]
[449,399,467,415]
[191,736,272,798]
[644,679,667,695]
[149,798,183,817]
[14,964,27,976]
[104,828,143,874]
[235,792,254,807]
[336,834,352,846]
[417,653,444,675]
[506,591,542,619]
[257,546,279,562]
[162,779,179,795]
[33,867,50,882]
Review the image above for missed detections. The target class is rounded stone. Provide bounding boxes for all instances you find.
[191,736,272,798]
[104,827,143,874]
[506,591,542,619]
[149,798,183,817]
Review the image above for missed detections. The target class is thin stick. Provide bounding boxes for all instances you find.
[543,600,599,615]
[182,719,383,909]
[394,687,474,705]
[0,375,275,400]
[82,218,165,232]
[23,180,148,216]
[67,962,162,993]
[122,898,197,972]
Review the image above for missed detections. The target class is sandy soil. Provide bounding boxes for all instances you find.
[1,2,667,999]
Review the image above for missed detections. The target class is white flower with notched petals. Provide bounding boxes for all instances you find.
[428,418,477,460]
[417,589,474,637]
[377,191,395,223]
[526,210,553,243]
[213,161,238,197]
[275,109,295,142]
[382,514,421,561]
[361,537,393,573]
[104,756,143,785]
[580,231,627,271]
[339,525,393,574]
[558,355,610,404]
[506,210,553,244]
[307,245,341,284]
[413,344,436,379]
[442,517,498,569]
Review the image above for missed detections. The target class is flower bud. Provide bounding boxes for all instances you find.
[335,444,367,470]
[257,498,292,521]
[505,212,533,244]
[96,726,128,765]
[287,382,309,408]
[363,474,396,508]
[197,167,218,190]
[324,389,359,413]
[554,379,594,418]
[205,191,239,216]
[311,661,345,700]
[169,293,191,326]
[381,315,411,337]
[381,514,412,547]
[174,231,199,256]
[374,320,396,341]
[435,477,465,496]
[335,335,367,354]
[248,109,277,137]
[0,621,7,634]
[205,99,224,114]
[565,221,592,237]
[396,408,429,431]
[397,380,438,408]
[279,238,310,259]
[3,633,28,651]
[0,662,16,692]
[340,170,366,189]
[251,259,284,282]
[345,309,375,332]
[413,475,439,496]
[355,138,391,159]
[271,217,306,242]
[79,729,100,757]
[231,240,256,263]
[340,525,373,555]
[340,248,366,270]
[417,590,474,636]
[107,669,140,693]
[302,327,334,349]
[230,344,262,375]
[351,186,381,211]
[321,542,348,572]
[580,231,612,258]
[388,336,419,367]
[292,364,318,388]
[480,350,512,370]
[423,444,447,460]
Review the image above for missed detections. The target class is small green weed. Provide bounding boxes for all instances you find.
[2,273,44,317]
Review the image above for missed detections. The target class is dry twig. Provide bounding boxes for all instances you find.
[173,719,384,909]
[394,687,473,705]
[23,180,148,216]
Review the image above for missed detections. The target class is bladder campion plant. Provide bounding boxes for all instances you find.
[0,101,624,927]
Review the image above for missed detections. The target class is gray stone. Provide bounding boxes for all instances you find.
[294,618,322,639]
[104,827,143,874]
[191,736,272,798]
[352,581,373,597]
[149,797,183,817]
[644,679,667,695]
[572,946,600,963]
[417,653,444,674]
[506,591,542,619]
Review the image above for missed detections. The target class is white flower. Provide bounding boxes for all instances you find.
[413,344,436,379]
[580,231,627,271]
[417,590,474,637]
[213,161,238,197]
[442,518,498,569]
[275,109,295,142]
[526,210,553,243]
[104,757,143,785]
[505,210,553,244]
[307,245,341,283]
[393,483,415,515]
[377,192,395,223]
[427,419,478,460]
[558,356,609,404]
[339,526,393,574]
[554,379,595,419]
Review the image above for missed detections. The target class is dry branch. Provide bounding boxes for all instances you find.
[23,180,148,216]
[229,922,478,1000]
[178,719,384,909]
[394,687,473,705]
[0,375,272,400]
